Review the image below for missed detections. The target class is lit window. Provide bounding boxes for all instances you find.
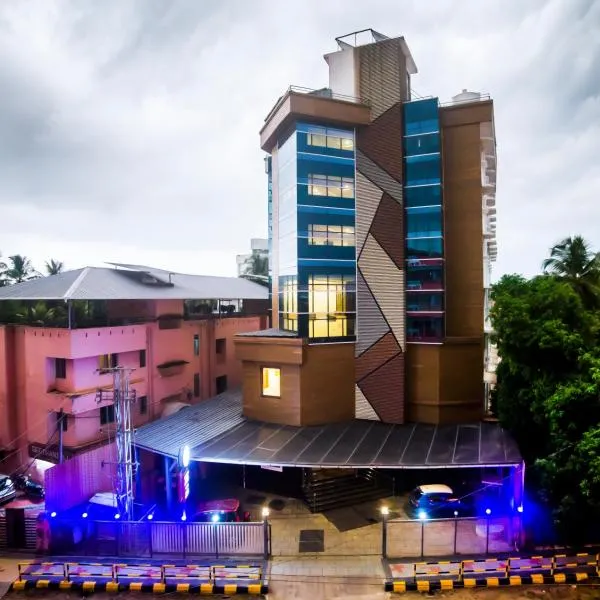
[307,132,327,147]
[306,127,354,152]
[341,137,354,151]
[308,224,354,247]
[262,367,281,398]
[327,136,341,150]
[307,175,354,199]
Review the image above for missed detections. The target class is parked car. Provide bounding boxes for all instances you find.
[192,499,251,523]
[408,484,471,519]
[13,474,45,500]
[0,474,17,505]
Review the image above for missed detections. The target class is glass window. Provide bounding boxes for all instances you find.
[327,136,341,150]
[307,174,354,199]
[139,396,148,415]
[406,206,443,238]
[406,292,444,312]
[405,154,441,186]
[405,185,442,208]
[193,334,200,356]
[407,237,443,259]
[341,137,354,151]
[308,224,354,247]
[407,316,444,342]
[406,265,444,290]
[262,367,281,397]
[98,354,110,371]
[100,405,115,425]
[404,133,441,156]
[307,132,327,147]
[55,358,66,379]
[307,274,355,339]
[139,350,146,368]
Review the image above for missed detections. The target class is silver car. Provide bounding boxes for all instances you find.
[0,474,16,505]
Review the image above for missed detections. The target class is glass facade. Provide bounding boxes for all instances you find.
[271,122,356,342]
[403,99,444,343]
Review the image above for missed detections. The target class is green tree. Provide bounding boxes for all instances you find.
[16,301,65,326]
[0,252,6,287]
[45,259,64,275]
[542,235,600,306]
[241,250,269,287]
[3,255,39,284]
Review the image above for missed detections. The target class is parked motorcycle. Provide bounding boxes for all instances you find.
[13,474,45,499]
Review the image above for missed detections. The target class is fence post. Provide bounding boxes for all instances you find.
[262,507,270,560]
[160,565,165,584]
[62,562,68,582]
[453,512,458,554]
[213,524,219,560]
[381,507,389,559]
[420,521,425,558]
[17,564,22,582]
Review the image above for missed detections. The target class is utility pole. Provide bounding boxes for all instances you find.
[57,408,64,464]
[96,366,137,520]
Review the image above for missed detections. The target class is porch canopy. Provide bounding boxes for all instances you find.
[134,390,522,469]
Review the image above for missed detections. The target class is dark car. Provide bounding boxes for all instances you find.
[408,484,471,519]
[0,474,17,505]
[13,475,45,500]
[192,499,251,523]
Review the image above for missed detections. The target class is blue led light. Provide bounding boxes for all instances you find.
[517,505,524,513]
[211,514,220,523]
[82,512,88,519]
[50,512,57,518]
[114,513,121,520]
[181,513,187,522]
[485,508,492,515]
[417,510,428,520]
[147,514,154,521]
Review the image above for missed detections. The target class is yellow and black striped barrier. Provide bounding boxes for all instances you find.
[10,579,268,595]
[385,571,596,593]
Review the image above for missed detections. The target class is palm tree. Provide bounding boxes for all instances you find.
[3,255,40,284]
[16,302,64,326]
[0,252,6,287]
[542,236,600,305]
[45,259,64,276]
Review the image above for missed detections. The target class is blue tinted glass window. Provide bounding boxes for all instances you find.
[405,154,441,186]
[404,133,440,156]
[406,206,442,238]
[406,292,444,312]
[407,316,444,342]
[407,238,443,259]
[406,265,444,290]
[404,185,442,207]
[404,99,439,135]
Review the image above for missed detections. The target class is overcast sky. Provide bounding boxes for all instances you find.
[0,0,598,278]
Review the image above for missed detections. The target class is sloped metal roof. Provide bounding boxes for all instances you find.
[0,265,268,301]
[134,390,522,468]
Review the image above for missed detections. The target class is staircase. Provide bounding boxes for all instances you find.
[302,469,391,513]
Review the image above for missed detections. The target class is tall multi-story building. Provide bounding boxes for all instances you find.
[0,263,268,473]
[236,29,497,427]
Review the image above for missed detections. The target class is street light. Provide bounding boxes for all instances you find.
[380,505,389,516]
[261,506,270,519]
[381,506,389,558]
[261,507,270,560]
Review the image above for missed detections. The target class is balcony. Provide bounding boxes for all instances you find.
[156,359,189,378]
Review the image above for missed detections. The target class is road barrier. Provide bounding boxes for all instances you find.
[386,551,600,592]
[17,560,264,585]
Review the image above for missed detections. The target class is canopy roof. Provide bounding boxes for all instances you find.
[134,390,522,469]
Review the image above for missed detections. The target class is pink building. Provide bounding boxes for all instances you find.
[0,263,268,474]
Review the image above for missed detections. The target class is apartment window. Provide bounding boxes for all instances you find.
[307,174,354,198]
[308,224,355,247]
[110,353,119,368]
[193,373,200,398]
[215,338,226,355]
[216,375,227,394]
[55,358,67,379]
[261,367,281,398]
[99,354,118,371]
[139,396,148,415]
[193,334,200,356]
[139,350,146,368]
[100,405,115,425]
[306,126,354,152]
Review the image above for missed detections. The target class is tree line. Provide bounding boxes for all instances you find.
[491,235,600,542]
[0,253,64,286]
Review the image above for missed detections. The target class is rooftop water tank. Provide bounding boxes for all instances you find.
[452,89,481,104]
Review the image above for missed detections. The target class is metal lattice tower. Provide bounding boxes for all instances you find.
[96,366,137,520]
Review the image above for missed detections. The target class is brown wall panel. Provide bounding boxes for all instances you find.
[439,340,484,408]
[370,192,405,268]
[440,101,493,128]
[356,332,400,382]
[241,361,302,426]
[441,118,485,338]
[406,344,441,409]
[358,353,405,423]
[234,336,303,365]
[300,343,355,425]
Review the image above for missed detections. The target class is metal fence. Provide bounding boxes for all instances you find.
[48,518,269,559]
[384,516,522,559]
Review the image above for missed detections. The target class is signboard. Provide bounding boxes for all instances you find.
[28,443,74,464]
[261,465,283,473]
